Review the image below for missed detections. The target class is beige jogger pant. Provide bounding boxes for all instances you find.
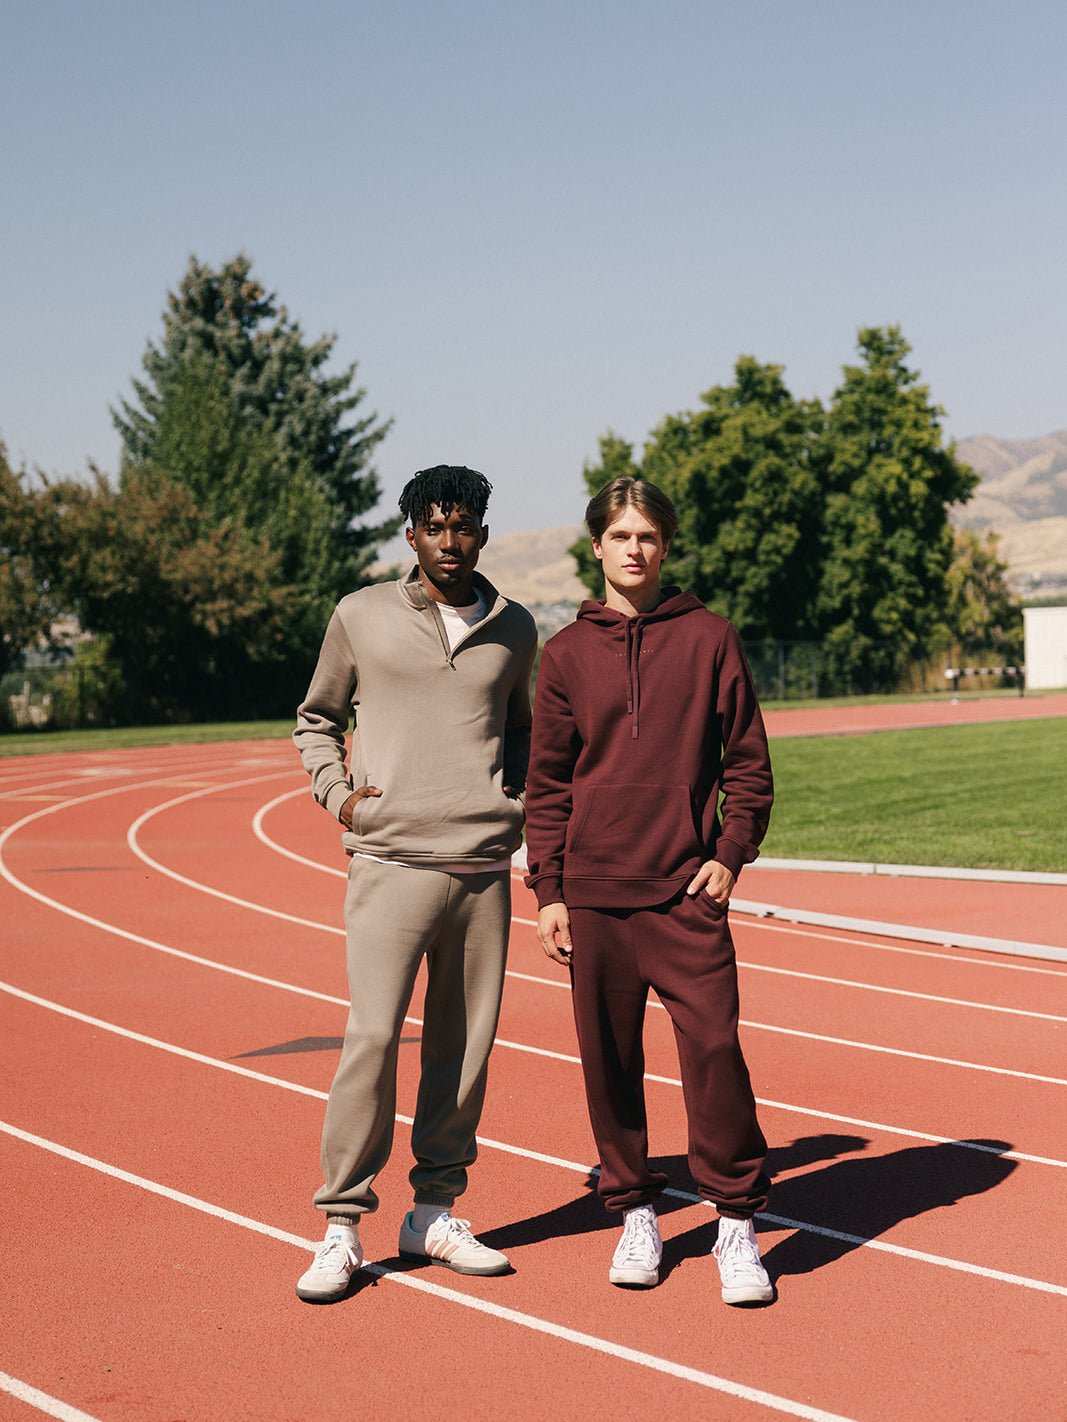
[314,856,511,1218]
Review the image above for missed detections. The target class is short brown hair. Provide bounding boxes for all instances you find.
[585,477,679,544]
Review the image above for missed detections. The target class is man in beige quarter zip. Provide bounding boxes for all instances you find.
[293,465,537,1302]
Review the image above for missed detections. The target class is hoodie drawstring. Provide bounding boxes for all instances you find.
[624,619,643,738]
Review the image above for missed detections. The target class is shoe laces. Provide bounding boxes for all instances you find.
[315,1234,360,1270]
[617,1208,659,1266]
[713,1222,762,1279]
[437,1216,478,1246]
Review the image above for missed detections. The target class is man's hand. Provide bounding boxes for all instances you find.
[537,902,573,966]
[686,859,736,906]
[338,785,382,830]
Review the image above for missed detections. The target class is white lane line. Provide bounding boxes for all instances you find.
[0,1124,856,1422]
[3,832,1065,1155]
[502,971,1067,1086]
[0,1371,104,1422]
[132,786,1067,1027]
[126,773,340,933]
[733,919,1067,979]
[251,787,338,874]
[731,897,1067,966]
[736,961,1067,1024]
[4,965,1067,1244]
[5,785,1066,1154]
[72,802,1067,1083]
[259,787,1067,978]
[654,1183,1067,1298]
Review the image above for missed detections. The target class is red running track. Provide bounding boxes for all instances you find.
[1,725,1065,1421]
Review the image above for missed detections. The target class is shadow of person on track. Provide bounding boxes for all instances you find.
[757,1137,1016,1280]
[479,1133,874,1265]
[658,1136,1017,1282]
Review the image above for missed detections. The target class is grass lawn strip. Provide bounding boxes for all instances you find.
[764,717,1067,874]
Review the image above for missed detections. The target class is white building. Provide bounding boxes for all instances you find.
[1023,606,1067,690]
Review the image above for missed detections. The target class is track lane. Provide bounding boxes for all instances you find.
[8,806,1067,1169]
[2,987,1064,1422]
[6,771,1067,1167]
[4,739,1067,1420]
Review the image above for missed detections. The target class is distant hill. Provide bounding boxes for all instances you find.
[955,430,1067,593]
[375,431,1067,618]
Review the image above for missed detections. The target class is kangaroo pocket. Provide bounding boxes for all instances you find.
[343,781,524,859]
[566,782,701,880]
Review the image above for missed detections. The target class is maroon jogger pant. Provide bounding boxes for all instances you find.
[568,889,769,1217]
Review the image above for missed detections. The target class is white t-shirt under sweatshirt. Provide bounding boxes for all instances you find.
[355,590,512,875]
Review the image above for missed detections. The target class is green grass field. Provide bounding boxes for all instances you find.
[2,712,1064,873]
[0,720,293,757]
[763,716,1067,873]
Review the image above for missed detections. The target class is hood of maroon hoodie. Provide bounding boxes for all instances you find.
[575,587,705,740]
[524,589,773,909]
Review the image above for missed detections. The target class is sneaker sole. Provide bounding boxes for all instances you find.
[398,1247,510,1277]
[295,1281,356,1303]
[609,1266,659,1288]
[721,1282,775,1305]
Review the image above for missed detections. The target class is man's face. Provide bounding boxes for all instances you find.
[592,506,669,595]
[406,502,488,601]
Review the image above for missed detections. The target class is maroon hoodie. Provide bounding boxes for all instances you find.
[524,589,773,909]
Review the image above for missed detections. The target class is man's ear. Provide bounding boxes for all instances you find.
[591,537,604,563]
[405,524,416,550]
[479,524,489,548]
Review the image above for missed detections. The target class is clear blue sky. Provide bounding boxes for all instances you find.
[3,0,1065,543]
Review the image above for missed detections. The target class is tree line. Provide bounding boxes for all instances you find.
[2,255,394,722]
[1,255,1019,726]
[575,329,1020,692]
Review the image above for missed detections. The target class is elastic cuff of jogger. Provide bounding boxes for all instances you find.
[413,1191,456,1208]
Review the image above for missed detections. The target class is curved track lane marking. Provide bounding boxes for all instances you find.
[5,978,1067,1281]
[5,782,1066,1161]
[0,1123,858,1422]
[0,1370,104,1422]
[134,781,1067,1025]
[123,789,1067,1079]
[256,786,1067,977]
[502,970,1067,1086]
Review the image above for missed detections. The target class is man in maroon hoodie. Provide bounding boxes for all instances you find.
[524,476,774,1305]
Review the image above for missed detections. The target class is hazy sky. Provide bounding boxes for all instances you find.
[3,0,1065,545]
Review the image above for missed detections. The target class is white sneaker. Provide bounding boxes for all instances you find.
[296,1224,363,1302]
[712,1217,773,1304]
[609,1204,662,1288]
[398,1212,510,1276]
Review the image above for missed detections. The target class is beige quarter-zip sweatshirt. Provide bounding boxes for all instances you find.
[294,567,537,864]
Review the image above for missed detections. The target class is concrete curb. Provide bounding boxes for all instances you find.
[751,856,1067,886]
[511,848,1067,964]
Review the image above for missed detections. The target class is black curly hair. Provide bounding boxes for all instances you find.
[398,465,493,527]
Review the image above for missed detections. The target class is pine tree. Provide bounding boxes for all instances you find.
[114,253,396,589]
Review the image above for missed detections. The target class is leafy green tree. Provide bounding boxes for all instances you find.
[0,445,53,677]
[114,253,396,589]
[130,351,338,667]
[817,327,978,690]
[576,359,825,641]
[946,527,1022,659]
[34,468,289,722]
